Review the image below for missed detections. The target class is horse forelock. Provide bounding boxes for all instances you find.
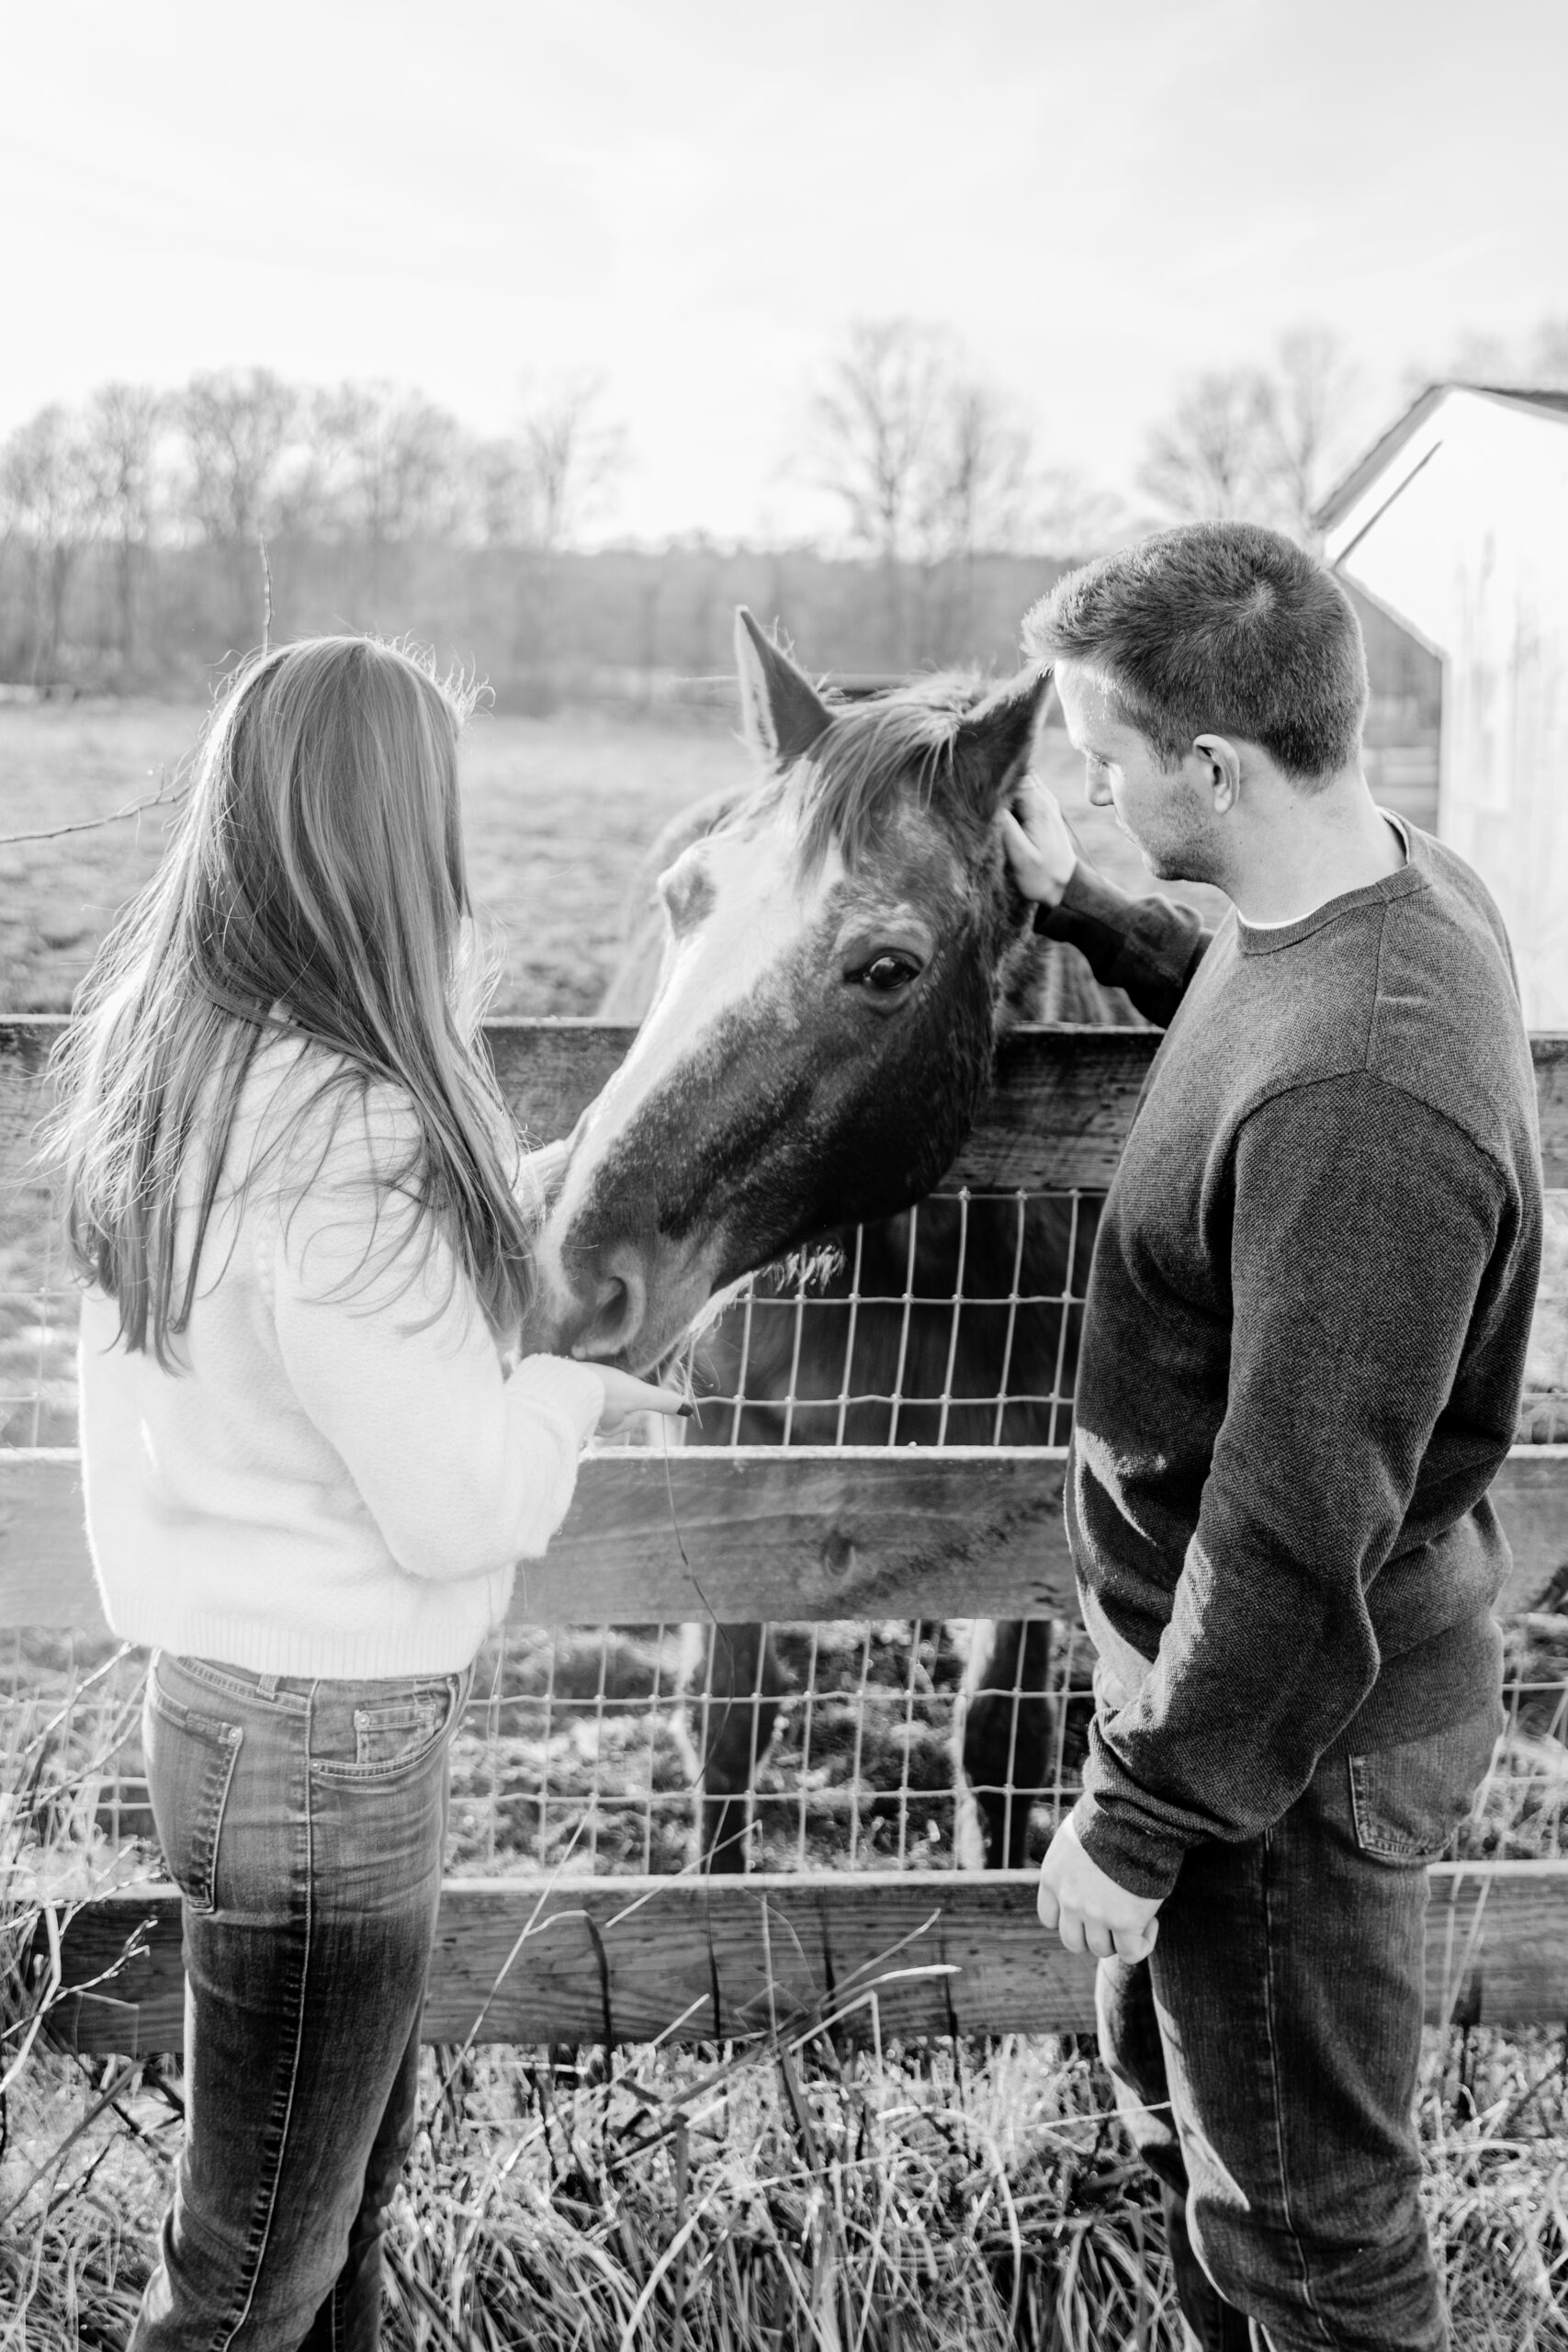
[766,675,991,877]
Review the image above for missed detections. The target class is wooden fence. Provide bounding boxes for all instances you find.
[5,1016,1568,2052]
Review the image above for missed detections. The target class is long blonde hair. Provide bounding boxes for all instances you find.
[52,635,537,1363]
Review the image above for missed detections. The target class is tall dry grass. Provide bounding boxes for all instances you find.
[3,1659,1568,2352]
[6,1991,1568,2347]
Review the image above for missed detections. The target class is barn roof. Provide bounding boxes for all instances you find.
[1316,383,1568,531]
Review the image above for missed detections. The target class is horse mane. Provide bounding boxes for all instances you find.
[783,675,989,872]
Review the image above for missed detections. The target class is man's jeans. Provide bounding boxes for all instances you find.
[1095,1702,1501,2352]
[130,1650,473,2352]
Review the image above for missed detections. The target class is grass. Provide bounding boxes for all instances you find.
[0,696,750,1018]
[6,1951,1568,2348]
[5,1628,1568,2340]
[1,699,1567,2343]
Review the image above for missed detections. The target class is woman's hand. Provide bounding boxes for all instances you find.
[1000,773,1078,910]
[587,1364,692,1433]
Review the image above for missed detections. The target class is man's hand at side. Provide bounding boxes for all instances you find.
[1001,773,1078,910]
[1038,1814,1161,1962]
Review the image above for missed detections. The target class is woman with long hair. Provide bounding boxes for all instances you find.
[51,636,678,2348]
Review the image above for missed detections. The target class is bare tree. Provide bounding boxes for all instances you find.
[1253,329,1360,548]
[807,320,1049,661]
[919,379,1036,561]
[310,382,465,600]
[454,375,626,551]
[912,374,1041,654]
[82,382,164,672]
[517,371,626,554]
[1140,331,1361,548]
[461,435,535,548]
[0,405,96,679]
[312,383,465,542]
[176,368,303,640]
[457,374,627,684]
[1138,368,1272,528]
[178,368,299,543]
[809,320,951,573]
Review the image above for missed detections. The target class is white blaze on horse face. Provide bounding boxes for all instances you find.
[532,797,845,1328]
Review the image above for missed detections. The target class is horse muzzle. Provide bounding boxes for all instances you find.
[524,1224,725,1377]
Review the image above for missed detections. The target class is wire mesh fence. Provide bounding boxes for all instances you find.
[0,1147,73,1452]
[10,1611,1568,1906]
[2,1168,1567,1893]
[6,1175,1564,1458]
[681,1190,1095,1451]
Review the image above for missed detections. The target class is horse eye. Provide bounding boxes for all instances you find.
[855,952,922,993]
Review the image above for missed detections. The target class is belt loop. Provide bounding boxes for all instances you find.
[257,1673,280,1700]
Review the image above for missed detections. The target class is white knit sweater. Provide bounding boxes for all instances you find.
[78,1035,604,1678]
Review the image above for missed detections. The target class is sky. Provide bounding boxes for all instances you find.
[5,0,1565,543]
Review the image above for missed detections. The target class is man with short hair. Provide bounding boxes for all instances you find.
[1003,521,1541,2351]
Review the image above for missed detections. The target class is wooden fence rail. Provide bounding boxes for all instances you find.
[3,1017,1566,2043]
[45,1864,1567,2054]
[6,1017,1568,1189]
[5,1444,1567,1633]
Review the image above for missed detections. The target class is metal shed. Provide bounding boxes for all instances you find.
[1320,384,1568,1026]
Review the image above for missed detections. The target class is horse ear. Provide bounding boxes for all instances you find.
[953,667,1053,815]
[734,608,834,770]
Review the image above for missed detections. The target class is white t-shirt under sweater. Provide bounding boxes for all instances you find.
[78,1033,605,1679]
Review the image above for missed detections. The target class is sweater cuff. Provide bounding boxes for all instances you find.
[509,1354,605,1448]
[1032,862,1141,963]
[1068,1791,1186,1905]
[1033,862,1208,1027]
[1033,858,1134,923]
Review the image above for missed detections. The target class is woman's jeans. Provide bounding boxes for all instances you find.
[131,1651,473,2352]
[1096,1703,1501,2352]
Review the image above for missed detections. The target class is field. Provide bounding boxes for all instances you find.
[2,699,1567,2347]
[0,696,761,1018]
[0,694,1195,1016]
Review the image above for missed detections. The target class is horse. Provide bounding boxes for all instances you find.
[528,611,1136,1869]
[601,820,1111,1872]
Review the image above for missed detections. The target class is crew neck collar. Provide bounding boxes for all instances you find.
[1235,812,1423,955]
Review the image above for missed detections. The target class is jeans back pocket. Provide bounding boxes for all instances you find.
[353,1694,446,1770]
[1349,1707,1501,1865]
[310,1668,470,1785]
[145,1669,243,1914]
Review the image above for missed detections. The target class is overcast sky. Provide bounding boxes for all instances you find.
[6,0,1564,541]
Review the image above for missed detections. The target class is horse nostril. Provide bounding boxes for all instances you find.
[571,1252,648,1363]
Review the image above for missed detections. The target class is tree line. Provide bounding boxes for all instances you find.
[3,315,1562,699]
[0,368,623,690]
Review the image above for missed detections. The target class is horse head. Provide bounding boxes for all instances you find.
[525,610,1051,1370]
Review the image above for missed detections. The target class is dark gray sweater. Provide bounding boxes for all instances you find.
[1040,823,1542,1898]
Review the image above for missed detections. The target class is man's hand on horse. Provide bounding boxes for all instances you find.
[1000,772,1078,910]
[1037,1815,1162,1962]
